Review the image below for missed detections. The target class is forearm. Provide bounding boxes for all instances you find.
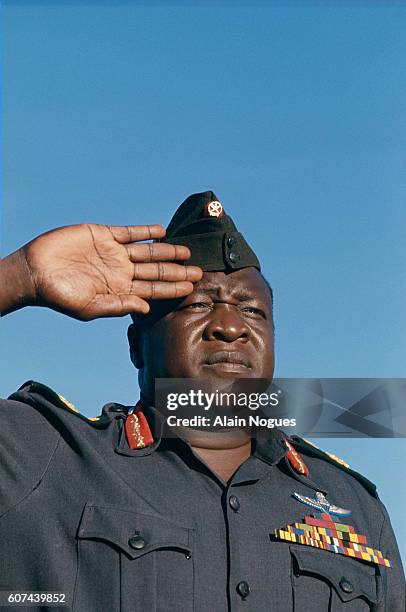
[0,249,36,316]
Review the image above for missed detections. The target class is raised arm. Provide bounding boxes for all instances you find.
[0,223,202,320]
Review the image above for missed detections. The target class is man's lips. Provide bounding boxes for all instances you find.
[204,350,252,369]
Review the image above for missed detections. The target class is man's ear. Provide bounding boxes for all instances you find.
[127,323,143,369]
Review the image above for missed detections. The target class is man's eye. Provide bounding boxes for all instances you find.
[184,302,212,310]
[241,306,266,318]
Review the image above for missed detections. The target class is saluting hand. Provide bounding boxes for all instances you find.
[0,223,202,320]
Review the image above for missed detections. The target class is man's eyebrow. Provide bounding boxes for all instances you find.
[193,286,218,295]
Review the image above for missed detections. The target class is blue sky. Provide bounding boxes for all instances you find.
[2,2,405,563]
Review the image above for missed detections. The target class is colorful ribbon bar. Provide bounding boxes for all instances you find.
[274,513,391,568]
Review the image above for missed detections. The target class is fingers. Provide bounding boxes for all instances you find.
[129,280,195,300]
[79,294,151,320]
[79,279,196,320]
[132,262,202,282]
[125,242,192,262]
[108,224,166,244]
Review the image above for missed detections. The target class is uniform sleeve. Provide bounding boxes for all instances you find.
[0,398,60,517]
[376,498,406,611]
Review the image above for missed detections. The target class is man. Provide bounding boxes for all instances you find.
[0,191,404,611]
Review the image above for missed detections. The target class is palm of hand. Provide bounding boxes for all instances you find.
[22,223,201,320]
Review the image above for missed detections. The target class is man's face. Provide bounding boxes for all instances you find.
[135,267,275,397]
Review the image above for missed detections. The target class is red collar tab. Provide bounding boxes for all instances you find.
[125,407,154,449]
[285,439,309,477]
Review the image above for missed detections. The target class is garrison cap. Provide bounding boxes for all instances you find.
[161,190,260,272]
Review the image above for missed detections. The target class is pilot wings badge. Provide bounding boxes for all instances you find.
[293,491,351,517]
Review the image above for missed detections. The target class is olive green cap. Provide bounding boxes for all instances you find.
[161,190,260,272]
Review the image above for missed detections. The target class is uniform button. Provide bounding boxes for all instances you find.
[229,495,240,511]
[227,235,237,248]
[128,534,146,550]
[229,251,240,263]
[339,577,354,594]
[236,581,250,598]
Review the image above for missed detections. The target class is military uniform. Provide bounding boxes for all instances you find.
[1,192,404,611]
[0,381,404,611]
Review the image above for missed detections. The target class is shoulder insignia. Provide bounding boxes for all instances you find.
[290,436,377,498]
[57,393,79,414]
[301,438,350,469]
[17,380,105,425]
[324,451,350,470]
[56,392,100,422]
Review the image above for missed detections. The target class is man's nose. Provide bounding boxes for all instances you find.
[203,304,249,343]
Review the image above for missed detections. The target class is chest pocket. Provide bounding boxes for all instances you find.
[73,503,194,612]
[290,545,381,611]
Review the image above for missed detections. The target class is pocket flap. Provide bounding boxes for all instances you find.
[77,503,194,560]
[290,545,378,604]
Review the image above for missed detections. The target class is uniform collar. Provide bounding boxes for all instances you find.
[116,402,286,464]
[115,403,326,492]
[253,426,289,465]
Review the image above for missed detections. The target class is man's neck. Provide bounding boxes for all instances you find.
[191,439,252,483]
[142,396,254,482]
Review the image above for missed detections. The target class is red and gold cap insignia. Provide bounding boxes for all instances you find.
[204,200,223,218]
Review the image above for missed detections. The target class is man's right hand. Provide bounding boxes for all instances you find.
[0,223,202,320]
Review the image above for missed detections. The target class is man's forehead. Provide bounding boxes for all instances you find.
[191,267,269,298]
[131,267,271,325]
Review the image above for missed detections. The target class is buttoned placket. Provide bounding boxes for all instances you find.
[225,457,277,611]
[185,435,291,611]
[112,407,317,611]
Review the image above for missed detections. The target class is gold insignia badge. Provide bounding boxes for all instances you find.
[325,452,350,469]
[206,200,223,218]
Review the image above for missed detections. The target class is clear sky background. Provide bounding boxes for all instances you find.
[1,1,405,564]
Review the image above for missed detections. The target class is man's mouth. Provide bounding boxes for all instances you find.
[204,350,252,372]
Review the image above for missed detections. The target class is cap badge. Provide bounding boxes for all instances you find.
[205,200,223,218]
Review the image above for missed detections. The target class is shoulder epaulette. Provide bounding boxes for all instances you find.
[290,436,377,498]
[13,380,109,427]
